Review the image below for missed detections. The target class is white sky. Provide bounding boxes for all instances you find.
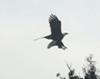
[0,0,100,79]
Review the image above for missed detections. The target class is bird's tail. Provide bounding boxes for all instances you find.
[34,37,44,41]
[34,35,52,41]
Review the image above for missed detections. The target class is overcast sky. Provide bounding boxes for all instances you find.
[0,0,100,79]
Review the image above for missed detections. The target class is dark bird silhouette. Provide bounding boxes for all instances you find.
[35,14,68,50]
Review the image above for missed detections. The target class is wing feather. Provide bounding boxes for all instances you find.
[49,14,62,37]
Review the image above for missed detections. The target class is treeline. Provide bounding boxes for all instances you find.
[56,54,100,79]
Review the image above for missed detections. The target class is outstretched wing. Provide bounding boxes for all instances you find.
[49,14,62,37]
[47,40,57,49]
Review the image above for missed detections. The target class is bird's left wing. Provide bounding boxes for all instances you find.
[49,14,62,36]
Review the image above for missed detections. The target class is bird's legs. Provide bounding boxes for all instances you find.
[62,46,67,50]
[58,42,67,50]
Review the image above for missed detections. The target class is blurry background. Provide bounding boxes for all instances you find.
[0,0,100,79]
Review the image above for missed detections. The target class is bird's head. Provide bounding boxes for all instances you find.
[63,33,68,36]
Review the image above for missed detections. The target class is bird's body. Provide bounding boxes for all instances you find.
[35,14,68,50]
[44,14,68,50]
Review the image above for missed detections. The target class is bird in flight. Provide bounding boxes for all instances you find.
[35,14,68,50]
